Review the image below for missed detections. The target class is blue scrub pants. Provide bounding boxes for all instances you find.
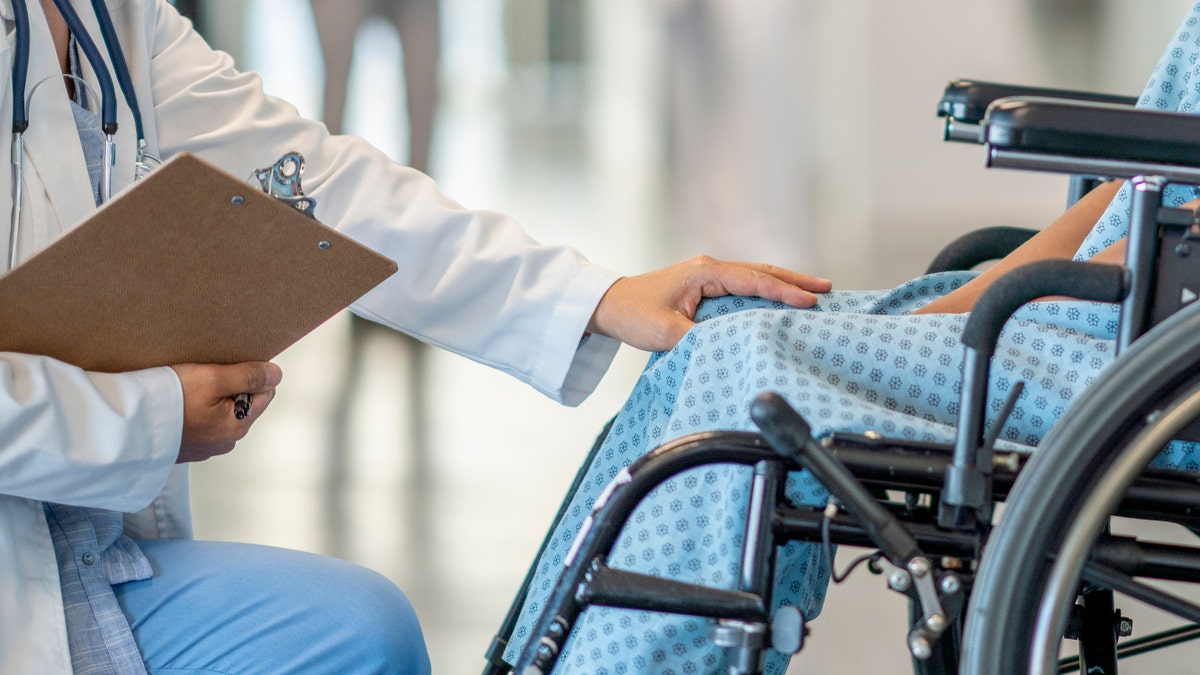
[114,540,431,675]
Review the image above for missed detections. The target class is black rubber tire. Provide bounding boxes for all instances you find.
[960,301,1200,675]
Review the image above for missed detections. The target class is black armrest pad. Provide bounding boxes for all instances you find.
[938,79,1135,124]
[925,226,1039,275]
[984,97,1200,167]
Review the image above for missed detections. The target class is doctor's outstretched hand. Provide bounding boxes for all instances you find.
[171,361,283,464]
[587,255,833,353]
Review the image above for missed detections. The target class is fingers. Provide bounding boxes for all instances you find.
[734,261,833,294]
[688,256,832,308]
[213,361,284,397]
[739,261,835,293]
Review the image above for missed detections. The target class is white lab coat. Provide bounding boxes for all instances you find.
[0,1,621,671]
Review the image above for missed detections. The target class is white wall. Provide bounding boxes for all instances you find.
[800,0,1192,289]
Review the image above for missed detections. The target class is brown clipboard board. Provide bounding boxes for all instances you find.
[0,152,398,372]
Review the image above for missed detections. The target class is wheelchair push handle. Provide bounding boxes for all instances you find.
[750,392,922,566]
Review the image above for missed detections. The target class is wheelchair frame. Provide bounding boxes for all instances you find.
[485,82,1200,675]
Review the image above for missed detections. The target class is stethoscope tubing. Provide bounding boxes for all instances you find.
[48,0,118,132]
[50,0,119,202]
[87,0,143,142]
[8,0,146,269]
[11,0,30,133]
[9,0,30,269]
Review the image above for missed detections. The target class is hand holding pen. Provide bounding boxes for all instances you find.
[170,362,283,464]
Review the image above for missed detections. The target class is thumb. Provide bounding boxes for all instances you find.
[662,311,696,348]
[222,362,283,395]
[240,360,284,391]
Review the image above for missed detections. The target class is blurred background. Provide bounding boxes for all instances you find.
[174,0,1196,672]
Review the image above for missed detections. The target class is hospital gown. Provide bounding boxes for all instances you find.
[505,4,1200,672]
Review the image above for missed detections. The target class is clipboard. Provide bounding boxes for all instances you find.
[0,152,398,372]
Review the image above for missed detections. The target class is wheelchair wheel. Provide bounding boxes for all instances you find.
[960,301,1200,675]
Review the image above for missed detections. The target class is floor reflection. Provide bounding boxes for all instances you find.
[187,3,914,672]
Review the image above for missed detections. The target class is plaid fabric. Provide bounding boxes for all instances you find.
[44,504,152,674]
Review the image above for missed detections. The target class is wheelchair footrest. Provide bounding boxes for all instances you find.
[576,561,767,621]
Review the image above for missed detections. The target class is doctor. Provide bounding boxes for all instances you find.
[0,0,831,672]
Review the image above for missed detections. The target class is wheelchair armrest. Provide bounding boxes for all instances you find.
[962,260,1128,357]
[925,226,1038,274]
[984,97,1200,179]
[939,79,1135,125]
[938,79,1135,142]
[941,260,1129,529]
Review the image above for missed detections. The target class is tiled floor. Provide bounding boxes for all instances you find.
[186,3,1200,673]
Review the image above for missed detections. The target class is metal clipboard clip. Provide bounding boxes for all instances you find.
[252,151,317,218]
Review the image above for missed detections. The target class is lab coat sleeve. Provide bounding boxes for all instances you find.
[140,2,622,406]
[0,355,183,511]
[122,464,193,539]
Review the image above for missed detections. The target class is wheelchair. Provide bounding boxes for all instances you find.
[484,79,1200,675]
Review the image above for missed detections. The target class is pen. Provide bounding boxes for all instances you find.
[233,393,252,420]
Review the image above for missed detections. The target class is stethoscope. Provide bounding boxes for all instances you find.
[8,0,159,269]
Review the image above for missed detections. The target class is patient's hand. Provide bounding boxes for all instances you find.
[170,361,283,463]
[587,255,832,352]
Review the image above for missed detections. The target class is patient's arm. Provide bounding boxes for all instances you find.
[913,180,1123,314]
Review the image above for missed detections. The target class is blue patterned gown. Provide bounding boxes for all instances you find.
[505,5,1200,673]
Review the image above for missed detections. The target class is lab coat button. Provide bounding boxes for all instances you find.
[81,552,95,566]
